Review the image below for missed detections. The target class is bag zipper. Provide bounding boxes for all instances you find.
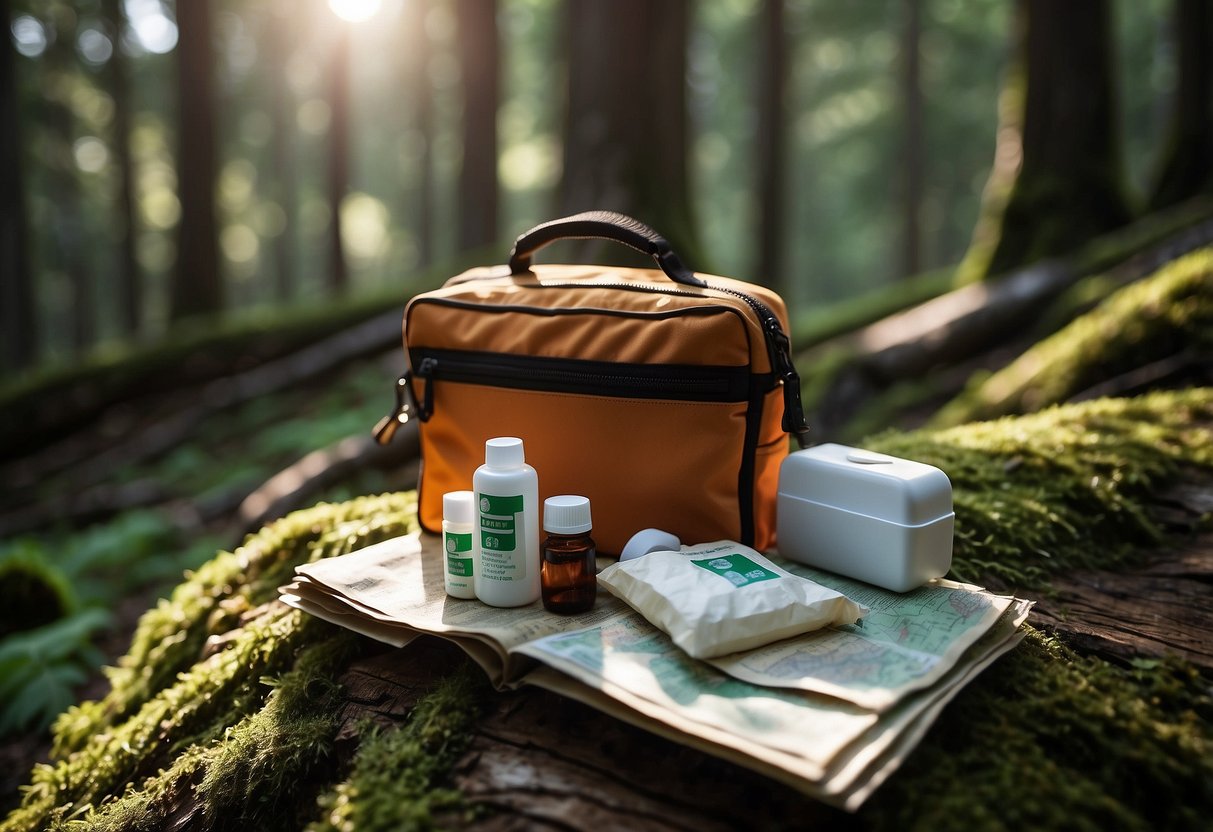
[374,279,811,446]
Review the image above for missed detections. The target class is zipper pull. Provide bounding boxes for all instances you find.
[764,319,811,448]
[373,373,413,445]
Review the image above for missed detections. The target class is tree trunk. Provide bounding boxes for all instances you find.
[404,0,435,268]
[455,0,499,252]
[0,0,36,371]
[267,2,297,302]
[959,0,1132,282]
[753,0,786,289]
[43,11,94,352]
[900,0,923,278]
[560,0,699,264]
[328,26,351,293]
[172,0,222,321]
[1148,0,1213,209]
[103,0,141,336]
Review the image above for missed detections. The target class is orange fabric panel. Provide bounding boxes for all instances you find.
[408,305,752,368]
[416,382,753,556]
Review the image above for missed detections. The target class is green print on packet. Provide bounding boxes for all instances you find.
[692,553,781,588]
[480,493,524,552]
[445,531,473,578]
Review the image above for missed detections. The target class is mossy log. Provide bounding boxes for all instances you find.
[932,246,1213,428]
[802,218,1213,444]
[4,390,1212,831]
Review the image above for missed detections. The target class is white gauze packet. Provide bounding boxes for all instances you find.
[597,540,867,659]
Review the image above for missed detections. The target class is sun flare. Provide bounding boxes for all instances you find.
[328,0,383,23]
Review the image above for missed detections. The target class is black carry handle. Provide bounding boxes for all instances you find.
[508,210,708,288]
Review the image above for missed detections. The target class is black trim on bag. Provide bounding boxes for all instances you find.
[409,348,756,408]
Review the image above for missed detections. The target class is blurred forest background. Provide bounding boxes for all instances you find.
[0,0,1199,374]
[4,0,1213,778]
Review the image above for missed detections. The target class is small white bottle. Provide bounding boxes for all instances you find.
[473,437,540,607]
[442,490,476,599]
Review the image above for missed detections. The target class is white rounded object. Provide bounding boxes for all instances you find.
[619,528,682,561]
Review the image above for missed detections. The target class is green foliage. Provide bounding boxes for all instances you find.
[869,388,1213,588]
[310,668,490,832]
[0,511,220,736]
[864,630,1213,832]
[934,246,1213,428]
[0,609,110,736]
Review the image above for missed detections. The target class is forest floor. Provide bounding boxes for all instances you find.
[2,206,1212,827]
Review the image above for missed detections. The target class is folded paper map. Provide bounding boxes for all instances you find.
[280,532,1031,810]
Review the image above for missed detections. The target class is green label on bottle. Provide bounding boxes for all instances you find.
[445,531,473,579]
[692,553,780,588]
[479,493,526,581]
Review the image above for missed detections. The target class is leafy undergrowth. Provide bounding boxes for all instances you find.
[3,392,1212,831]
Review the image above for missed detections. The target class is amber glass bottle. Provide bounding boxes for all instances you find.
[541,495,596,614]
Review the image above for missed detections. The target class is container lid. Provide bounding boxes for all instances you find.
[443,490,475,524]
[779,443,952,526]
[485,436,525,468]
[544,495,592,534]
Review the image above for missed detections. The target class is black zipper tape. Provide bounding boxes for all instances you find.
[409,348,757,419]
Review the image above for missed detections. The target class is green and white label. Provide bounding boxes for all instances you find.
[692,553,780,588]
[479,493,525,581]
[444,531,473,580]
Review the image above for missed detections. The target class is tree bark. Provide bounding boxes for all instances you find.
[900,0,923,278]
[172,0,222,321]
[455,0,499,252]
[267,1,297,302]
[43,11,95,352]
[560,0,699,264]
[1148,0,1213,209]
[960,0,1132,282]
[103,0,141,336]
[753,0,786,289]
[404,0,435,267]
[0,0,36,371]
[328,26,351,292]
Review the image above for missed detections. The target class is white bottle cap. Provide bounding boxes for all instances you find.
[544,495,592,535]
[443,490,475,524]
[485,436,525,469]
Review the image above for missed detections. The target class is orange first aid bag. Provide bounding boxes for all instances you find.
[374,212,809,555]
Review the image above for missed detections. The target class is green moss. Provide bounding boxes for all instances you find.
[864,630,1213,832]
[309,666,490,832]
[869,388,1213,588]
[934,247,1213,429]
[69,632,363,832]
[51,493,417,756]
[3,495,417,832]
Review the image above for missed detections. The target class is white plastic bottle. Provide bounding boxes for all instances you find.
[442,490,476,599]
[473,437,540,607]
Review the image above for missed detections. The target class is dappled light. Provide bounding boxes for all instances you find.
[3,1,1213,828]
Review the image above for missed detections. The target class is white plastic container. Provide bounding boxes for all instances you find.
[776,444,954,593]
[473,437,541,607]
[442,490,476,599]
